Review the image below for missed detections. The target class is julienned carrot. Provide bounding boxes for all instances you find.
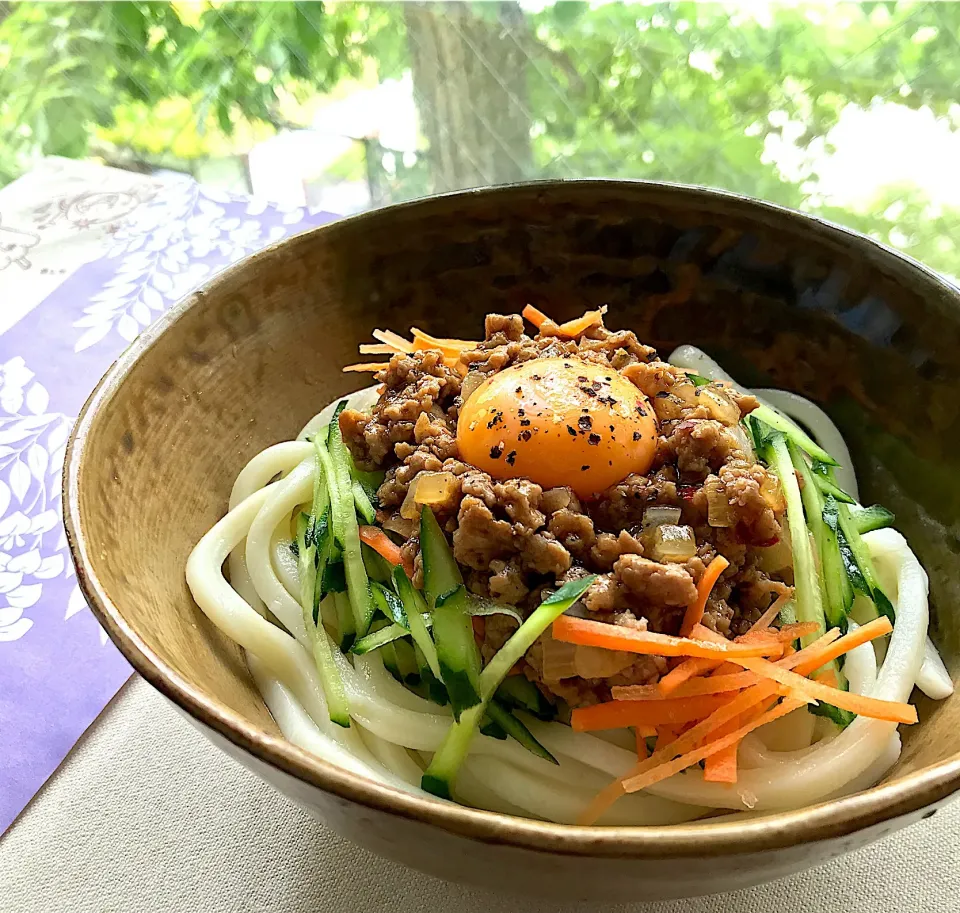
[613,670,760,701]
[372,328,414,353]
[660,619,805,697]
[613,620,890,701]
[657,656,719,696]
[734,655,917,724]
[618,699,806,797]
[522,304,549,328]
[635,728,650,760]
[750,591,793,632]
[703,714,742,784]
[551,615,784,660]
[738,621,819,644]
[577,681,780,824]
[410,328,477,354]
[792,616,893,677]
[359,526,403,567]
[680,556,730,636]
[571,695,731,732]
[557,307,607,337]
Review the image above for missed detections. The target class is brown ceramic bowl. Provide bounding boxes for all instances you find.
[64,181,960,901]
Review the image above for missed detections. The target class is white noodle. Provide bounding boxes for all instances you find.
[186,371,947,824]
[668,345,858,497]
[916,635,955,700]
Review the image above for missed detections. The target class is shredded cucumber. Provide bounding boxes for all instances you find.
[422,575,595,799]
[296,513,350,727]
[420,506,483,719]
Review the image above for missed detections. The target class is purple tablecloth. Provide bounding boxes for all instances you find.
[0,158,335,832]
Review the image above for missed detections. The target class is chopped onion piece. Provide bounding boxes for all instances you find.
[382,514,416,538]
[642,506,682,528]
[758,534,792,573]
[760,471,786,511]
[413,471,458,505]
[725,423,756,461]
[699,386,741,425]
[399,477,420,520]
[460,371,485,404]
[705,479,735,528]
[574,645,636,679]
[541,629,579,683]
[651,524,697,562]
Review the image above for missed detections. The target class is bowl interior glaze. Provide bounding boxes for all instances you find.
[65,181,960,863]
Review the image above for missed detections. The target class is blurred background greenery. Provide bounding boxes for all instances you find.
[2,1,959,279]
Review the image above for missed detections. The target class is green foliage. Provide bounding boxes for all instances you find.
[2,0,960,279]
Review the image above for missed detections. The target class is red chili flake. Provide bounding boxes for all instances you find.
[678,484,697,501]
[588,433,601,445]
[567,425,578,437]
[755,535,780,548]
[578,415,592,431]
[506,451,517,466]
[581,465,590,471]
[489,444,504,459]
[632,431,641,441]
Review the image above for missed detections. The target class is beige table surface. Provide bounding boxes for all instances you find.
[2,675,959,913]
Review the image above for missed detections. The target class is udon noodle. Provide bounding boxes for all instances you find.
[186,343,952,825]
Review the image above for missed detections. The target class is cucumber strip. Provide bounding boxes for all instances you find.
[371,580,408,627]
[790,445,852,629]
[749,404,838,466]
[432,586,483,719]
[479,715,508,740]
[850,503,895,535]
[496,676,555,721]
[352,479,377,524]
[420,506,483,719]
[415,642,449,706]
[351,622,408,655]
[818,498,855,628]
[325,408,377,636]
[480,575,597,686]
[392,637,421,686]
[837,503,896,622]
[296,513,350,727]
[361,541,394,584]
[464,595,524,626]
[485,701,558,764]
[810,462,855,504]
[762,434,827,648]
[810,692,855,729]
[392,566,443,680]
[380,642,401,680]
[421,575,595,799]
[333,590,355,653]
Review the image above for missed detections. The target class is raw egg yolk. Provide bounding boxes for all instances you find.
[456,358,658,497]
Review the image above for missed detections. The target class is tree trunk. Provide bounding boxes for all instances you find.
[403,1,532,193]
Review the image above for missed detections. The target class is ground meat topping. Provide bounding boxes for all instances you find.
[340,312,791,706]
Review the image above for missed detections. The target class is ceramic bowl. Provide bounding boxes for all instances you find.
[64,181,960,901]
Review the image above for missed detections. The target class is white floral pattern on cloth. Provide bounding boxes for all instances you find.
[72,178,305,352]
[0,357,74,643]
[0,159,336,834]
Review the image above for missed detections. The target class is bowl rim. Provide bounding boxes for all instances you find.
[64,178,960,859]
